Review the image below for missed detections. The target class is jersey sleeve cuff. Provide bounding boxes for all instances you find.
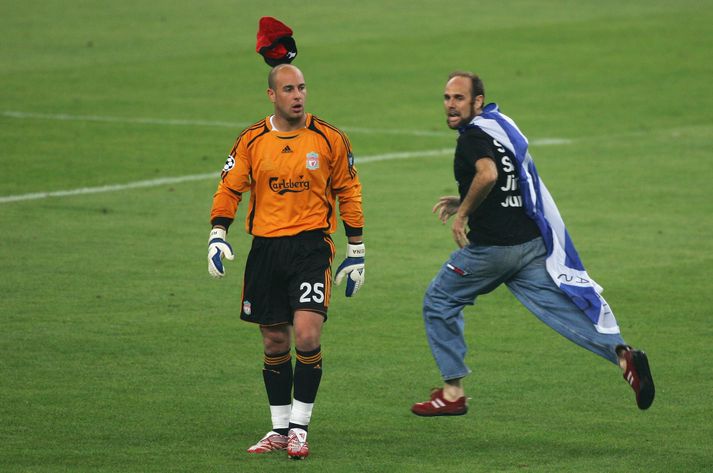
[211,217,234,230]
[343,223,363,237]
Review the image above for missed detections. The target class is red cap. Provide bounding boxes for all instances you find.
[256,17,297,67]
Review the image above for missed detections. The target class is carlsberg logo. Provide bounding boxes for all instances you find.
[269,176,310,195]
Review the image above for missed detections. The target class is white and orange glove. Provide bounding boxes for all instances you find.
[334,243,365,297]
[207,228,234,278]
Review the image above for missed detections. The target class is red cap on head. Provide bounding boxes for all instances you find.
[256,17,298,67]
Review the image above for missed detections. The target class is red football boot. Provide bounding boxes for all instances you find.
[621,348,655,410]
[246,431,288,454]
[287,428,309,460]
[411,388,468,416]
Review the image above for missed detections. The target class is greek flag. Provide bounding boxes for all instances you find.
[463,103,620,334]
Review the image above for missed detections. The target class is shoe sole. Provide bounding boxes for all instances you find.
[632,351,655,410]
[411,406,468,417]
[247,448,287,454]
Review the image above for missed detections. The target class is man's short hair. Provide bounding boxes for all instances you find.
[448,71,485,100]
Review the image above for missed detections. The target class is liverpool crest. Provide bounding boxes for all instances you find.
[306,152,319,170]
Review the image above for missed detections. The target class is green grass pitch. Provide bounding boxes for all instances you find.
[2,1,713,471]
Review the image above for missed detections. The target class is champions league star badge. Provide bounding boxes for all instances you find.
[223,155,235,172]
[306,152,319,170]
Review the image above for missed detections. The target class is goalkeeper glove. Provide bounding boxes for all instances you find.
[334,242,365,297]
[207,227,234,278]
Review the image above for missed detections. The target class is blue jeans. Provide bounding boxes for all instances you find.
[423,237,625,380]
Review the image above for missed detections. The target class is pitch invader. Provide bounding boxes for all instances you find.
[411,71,654,416]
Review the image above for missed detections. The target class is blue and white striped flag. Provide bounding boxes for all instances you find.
[463,103,620,334]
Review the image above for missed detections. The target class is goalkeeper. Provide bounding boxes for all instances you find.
[207,60,365,459]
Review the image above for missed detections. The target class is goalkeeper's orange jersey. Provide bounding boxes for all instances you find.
[210,113,364,238]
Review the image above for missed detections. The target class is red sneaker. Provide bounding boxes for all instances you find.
[246,431,288,454]
[621,348,655,410]
[287,428,309,460]
[411,388,468,416]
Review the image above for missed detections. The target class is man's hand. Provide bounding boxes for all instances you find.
[452,213,469,248]
[334,243,365,297]
[433,195,469,247]
[207,227,234,278]
[433,195,460,223]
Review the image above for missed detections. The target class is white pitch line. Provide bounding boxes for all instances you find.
[0,173,219,204]
[0,141,572,204]
[0,110,572,204]
[0,149,456,204]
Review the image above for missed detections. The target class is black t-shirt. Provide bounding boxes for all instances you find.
[454,127,541,245]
